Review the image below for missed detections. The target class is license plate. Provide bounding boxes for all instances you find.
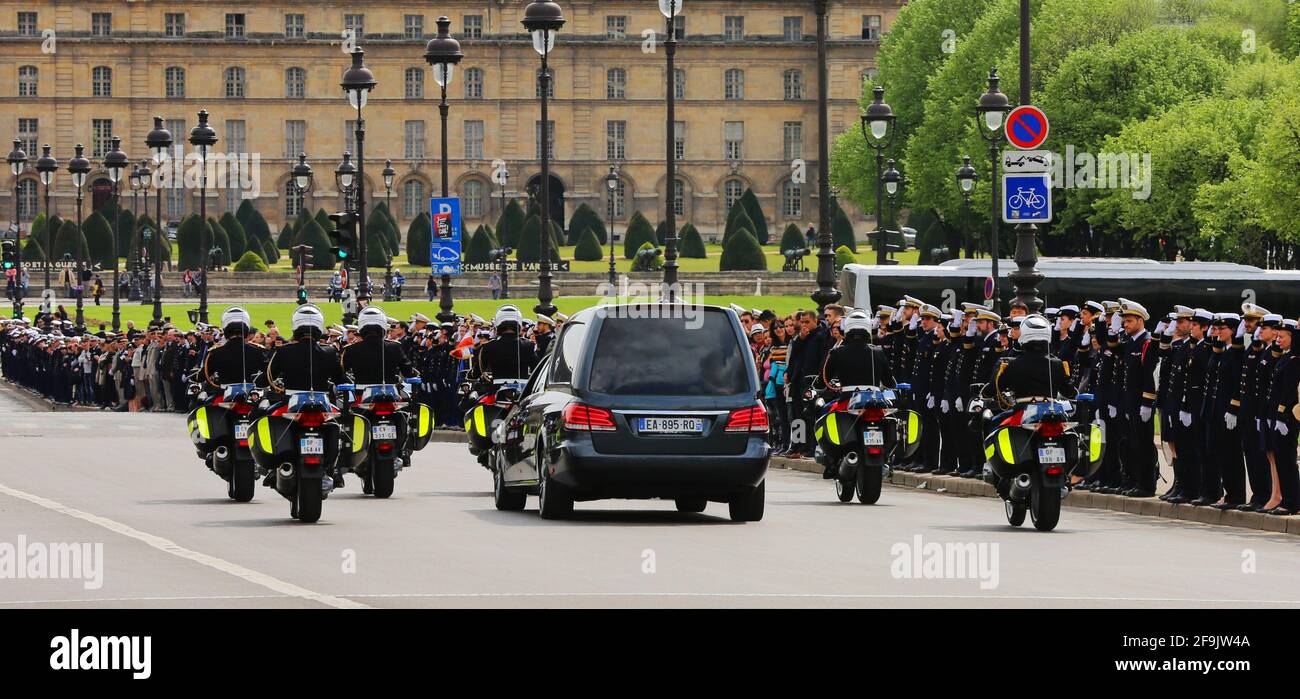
[234,422,249,440]
[300,436,325,455]
[372,424,397,440]
[1038,446,1066,464]
[864,430,885,446]
[638,417,704,434]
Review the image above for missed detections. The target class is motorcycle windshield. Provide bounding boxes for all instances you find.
[359,385,401,404]
[1020,400,1071,425]
[222,383,258,402]
[286,391,335,415]
[846,388,892,411]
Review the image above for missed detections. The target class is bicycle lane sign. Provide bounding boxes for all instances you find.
[1003,172,1052,224]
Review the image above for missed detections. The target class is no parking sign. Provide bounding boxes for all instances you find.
[1005,105,1049,151]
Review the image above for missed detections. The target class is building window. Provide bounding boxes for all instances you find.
[165,118,186,218]
[345,120,356,155]
[673,179,686,218]
[535,120,555,160]
[606,68,626,99]
[673,16,685,40]
[284,13,304,38]
[165,13,185,37]
[403,180,426,219]
[724,179,744,211]
[17,179,37,221]
[783,122,803,161]
[285,179,305,218]
[674,121,685,160]
[536,68,554,98]
[18,118,38,160]
[606,121,626,161]
[465,68,484,99]
[607,179,626,220]
[92,66,112,97]
[344,14,364,39]
[225,13,245,38]
[224,67,246,98]
[462,15,483,39]
[405,67,425,99]
[606,16,626,39]
[285,67,306,98]
[724,69,744,100]
[783,16,803,41]
[862,15,881,40]
[404,15,424,39]
[674,68,685,100]
[464,180,486,218]
[404,120,425,159]
[18,66,37,98]
[724,121,744,161]
[225,120,246,154]
[783,69,803,100]
[284,120,306,158]
[92,119,113,158]
[782,181,802,219]
[18,12,38,36]
[464,120,484,160]
[724,16,744,40]
[91,12,112,36]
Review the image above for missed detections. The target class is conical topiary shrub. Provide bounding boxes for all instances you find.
[679,223,707,259]
[23,234,45,262]
[244,207,273,249]
[723,209,756,249]
[295,218,335,270]
[405,212,431,267]
[622,211,657,259]
[832,200,857,253]
[235,199,257,229]
[572,227,604,261]
[276,222,295,249]
[52,219,89,264]
[82,211,116,267]
[516,215,562,263]
[209,217,231,267]
[176,214,207,269]
[719,229,767,271]
[233,250,268,272]
[779,222,805,251]
[740,189,770,245]
[465,224,495,264]
[567,202,607,244]
[220,211,247,260]
[655,219,671,246]
[496,199,526,248]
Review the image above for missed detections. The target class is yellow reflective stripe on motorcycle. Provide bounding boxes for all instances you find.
[984,443,996,460]
[194,407,211,440]
[256,418,273,454]
[996,428,1015,465]
[1090,423,1103,462]
[815,426,824,442]
[907,411,919,445]
[353,416,366,453]
[474,405,488,437]
[826,413,840,446]
[418,404,431,437]
[463,417,473,432]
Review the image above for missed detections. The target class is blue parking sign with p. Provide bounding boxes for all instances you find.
[429,196,462,275]
[1002,173,1052,224]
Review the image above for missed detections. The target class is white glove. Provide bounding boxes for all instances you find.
[941,399,950,413]
[1179,410,1192,427]
[1256,417,1262,432]
[965,322,977,337]
[1154,320,1167,336]
[1108,405,1118,419]
[1254,327,1262,342]
[926,395,935,409]
[1081,330,1091,346]
[1278,422,1290,437]
[1236,320,1246,339]
[1110,313,1123,333]
[1140,406,1153,423]
[909,315,920,330]
[895,306,906,322]
[1225,413,1237,430]
[955,398,964,412]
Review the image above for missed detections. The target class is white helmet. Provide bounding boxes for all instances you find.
[1019,314,1052,345]
[220,306,252,332]
[357,306,387,333]
[841,310,872,338]
[494,304,523,330]
[291,304,326,334]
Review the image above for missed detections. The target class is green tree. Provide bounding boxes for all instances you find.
[295,218,336,270]
[219,211,248,259]
[679,223,707,259]
[655,219,671,246]
[43,215,64,256]
[261,237,279,264]
[406,212,432,266]
[465,224,496,264]
[719,229,767,271]
[235,199,257,229]
[739,189,770,244]
[314,208,335,235]
[622,211,657,259]
[365,211,394,265]
[572,227,604,261]
[832,201,857,253]
[516,215,562,263]
[723,208,756,248]
[232,250,269,272]
[176,215,211,270]
[276,223,295,249]
[244,207,273,250]
[778,222,805,251]
[82,211,116,267]
[496,199,526,248]
[52,220,89,265]
[372,201,401,253]
[23,234,45,262]
[208,217,231,267]
[567,202,607,244]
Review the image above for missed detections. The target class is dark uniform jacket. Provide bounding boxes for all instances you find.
[821,338,894,388]
[263,339,345,393]
[474,332,539,381]
[342,334,415,385]
[201,339,268,390]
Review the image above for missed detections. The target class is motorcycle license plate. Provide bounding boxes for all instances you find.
[864,430,885,446]
[638,417,704,434]
[1038,446,1066,464]
[234,422,250,440]
[372,424,398,440]
[300,436,325,455]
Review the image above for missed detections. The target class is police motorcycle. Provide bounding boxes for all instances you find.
[807,376,922,504]
[976,316,1104,531]
[459,306,531,470]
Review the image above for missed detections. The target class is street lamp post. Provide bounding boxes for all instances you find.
[67,144,91,329]
[956,156,977,259]
[145,116,173,323]
[425,15,463,323]
[381,159,395,302]
[34,145,56,294]
[103,136,128,332]
[291,153,313,304]
[341,48,376,305]
[128,163,142,301]
[134,161,151,303]
[659,0,682,298]
[975,69,1009,307]
[522,0,564,319]
[860,86,896,266]
[604,166,619,292]
[1009,0,1043,312]
[811,0,841,311]
[188,110,217,326]
[882,159,901,258]
[6,139,27,318]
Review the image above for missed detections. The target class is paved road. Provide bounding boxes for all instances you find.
[1,386,1298,609]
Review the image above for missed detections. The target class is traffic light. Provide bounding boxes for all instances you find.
[291,244,313,269]
[296,287,309,305]
[328,211,358,262]
[0,240,14,271]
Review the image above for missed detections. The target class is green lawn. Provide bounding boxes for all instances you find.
[36,295,829,331]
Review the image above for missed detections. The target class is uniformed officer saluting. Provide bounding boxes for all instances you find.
[342,306,415,385]
[202,306,267,391]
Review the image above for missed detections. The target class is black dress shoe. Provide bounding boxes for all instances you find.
[1262,507,1295,516]
[1189,497,1214,507]
[933,469,954,476]
[1126,489,1157,498]
[1166,495,1190,504]
[1237,503,1262,512]
[1211,502,1240,511]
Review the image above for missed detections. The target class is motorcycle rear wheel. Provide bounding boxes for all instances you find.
[1030,483,1061,531]
[1004,499,1027,527]
[371,454,395,499]
[835,475,855,502]
[296,477,323,523]
[856,462,882,504]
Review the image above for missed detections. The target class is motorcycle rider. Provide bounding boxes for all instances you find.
[984,314,1077,415]
[262,305,347,488]
[474,305,538,382]
[342,306,415,385]
[820,309,895,479]
[201,306,268,391]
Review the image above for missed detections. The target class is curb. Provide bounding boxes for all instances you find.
[769,455,1300,536]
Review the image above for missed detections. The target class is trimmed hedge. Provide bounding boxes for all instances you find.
[516,215,562,263]
[622,211,657,259]
[233,250,269,272]
[82,211,116,267]
[219,211,247,260]
[832,200,857,253]
[679,223,707,258]
[835,245,856,269]
[572,227,604,261]
[52,219,89,264]
[740,189,769,245]
[294,218,336,270]
[406,212,432,267]
[496,199,526,248]
[779,222,805,251]
[719,229,767,271]
[465,224,495,264]
[568,202,607,245]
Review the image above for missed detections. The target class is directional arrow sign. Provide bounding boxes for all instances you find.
[1005,105,1050,150]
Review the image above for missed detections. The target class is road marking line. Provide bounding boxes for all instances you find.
[345,592,1300,605]
[0,594,291,605]
[0,482,368,610]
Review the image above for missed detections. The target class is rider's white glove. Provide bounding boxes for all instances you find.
[926,395,935,409]
[1140,406,1153,423]
[940,399,950,414]
[1108,405,1118,419]
[1278,422,1290,437]
[1224,413,1237,430]
[955,398,964,412]
[1179,410,1192,427]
